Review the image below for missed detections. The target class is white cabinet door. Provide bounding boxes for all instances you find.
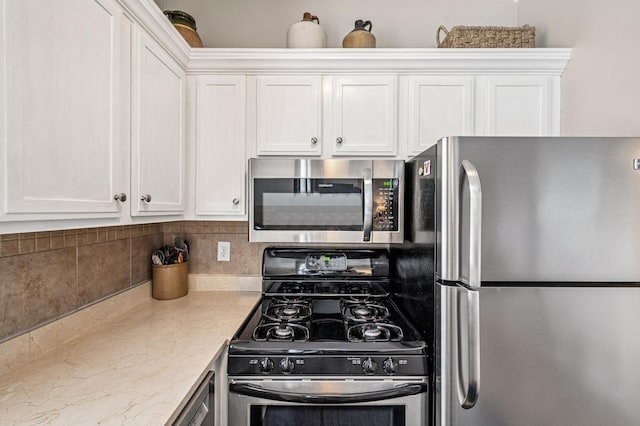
[131,26,185,216]
[1,0,129,219]
[195,76,246,216]
[477,76,559,136]
[331,76,398,156]
[408,76,474,156]
[256,76,322,156]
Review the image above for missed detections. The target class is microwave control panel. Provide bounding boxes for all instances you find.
[372,178,399,231]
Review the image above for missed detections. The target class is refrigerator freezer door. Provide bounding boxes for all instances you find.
[438,136,640,282]
[436,282,640,426]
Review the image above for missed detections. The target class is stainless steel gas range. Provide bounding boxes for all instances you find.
[227,248,428,426]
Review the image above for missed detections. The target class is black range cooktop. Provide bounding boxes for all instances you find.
[228,248,427,377]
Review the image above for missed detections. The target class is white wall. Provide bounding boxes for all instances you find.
[154,0,518,48]
[517,0,640,136]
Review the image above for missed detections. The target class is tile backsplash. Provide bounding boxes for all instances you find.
[0,225,164,342]
[0,221,264,343]
[163,221,265,276]
[0,220,380,343]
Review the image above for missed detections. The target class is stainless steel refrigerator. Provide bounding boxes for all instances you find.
[391,136,640,426]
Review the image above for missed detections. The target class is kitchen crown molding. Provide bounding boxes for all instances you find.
[187,48,572,75]
[121,0,571,76]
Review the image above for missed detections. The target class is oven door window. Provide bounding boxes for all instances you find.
[250,405,405,426]
[253,178,364,231]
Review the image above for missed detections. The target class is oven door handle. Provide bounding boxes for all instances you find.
[229,382,427,404]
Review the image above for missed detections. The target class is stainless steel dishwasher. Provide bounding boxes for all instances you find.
[174,371,214,426]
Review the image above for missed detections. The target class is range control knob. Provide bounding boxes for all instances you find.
[382,357,398,375]
[362,357,378,375]
[258,357,274,373]
[279,357,295,374]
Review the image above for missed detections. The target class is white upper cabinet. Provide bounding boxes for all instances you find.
[330,76,398,157]
[1,0,130,221]
[1,0,571,231]
[256,76,322,156]
[407,76,474,156]
[131,26,185,216]
[476,76,559,136]
[195,75,247,217]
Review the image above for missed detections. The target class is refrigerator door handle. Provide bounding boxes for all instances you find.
[363,167,373,242]
[457,286,480,409]
[457,159,482,409]
[461,159,482,289]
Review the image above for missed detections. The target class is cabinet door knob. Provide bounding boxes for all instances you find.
[336,137,343,144]
[140,194,152,203]
[113,193,127,202]
[311,137,318,144]
[232,198,240,205]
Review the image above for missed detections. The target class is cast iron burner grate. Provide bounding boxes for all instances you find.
[252,322,310,342]
[264,303,312,322]
[341,300,391,323]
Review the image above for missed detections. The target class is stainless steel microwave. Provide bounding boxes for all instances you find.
[249,158,404,243]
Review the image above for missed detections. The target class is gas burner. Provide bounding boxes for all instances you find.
[341,300,390,322]
[253,322,310,342]
[264,303,312,322]
[346,322,404,343]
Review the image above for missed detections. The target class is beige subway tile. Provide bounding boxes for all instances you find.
[64,233,77,248]
[0,233,18,241]
[76,230,88,246]
[36,234,51,252]
[184,222,201,234]
[1,239,18,256]
[212,223,227,233]
[86,228,98,245]
[165,223,179,233]
[50,234,64,250]
[97,227,107,242]
[50,231,64,250]
[18,237,36,254]
[106,226,118,241]
[218,223,239,234]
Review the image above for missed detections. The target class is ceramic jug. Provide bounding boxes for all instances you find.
[287,12,327,48]
[342,19,376,48]
[164,10,203,48]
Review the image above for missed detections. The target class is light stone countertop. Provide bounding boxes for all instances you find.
[0,290,260,425]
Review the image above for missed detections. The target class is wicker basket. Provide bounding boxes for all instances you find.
[436,25,535,48]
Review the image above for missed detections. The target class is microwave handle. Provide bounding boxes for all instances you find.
[363,168,373,242]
